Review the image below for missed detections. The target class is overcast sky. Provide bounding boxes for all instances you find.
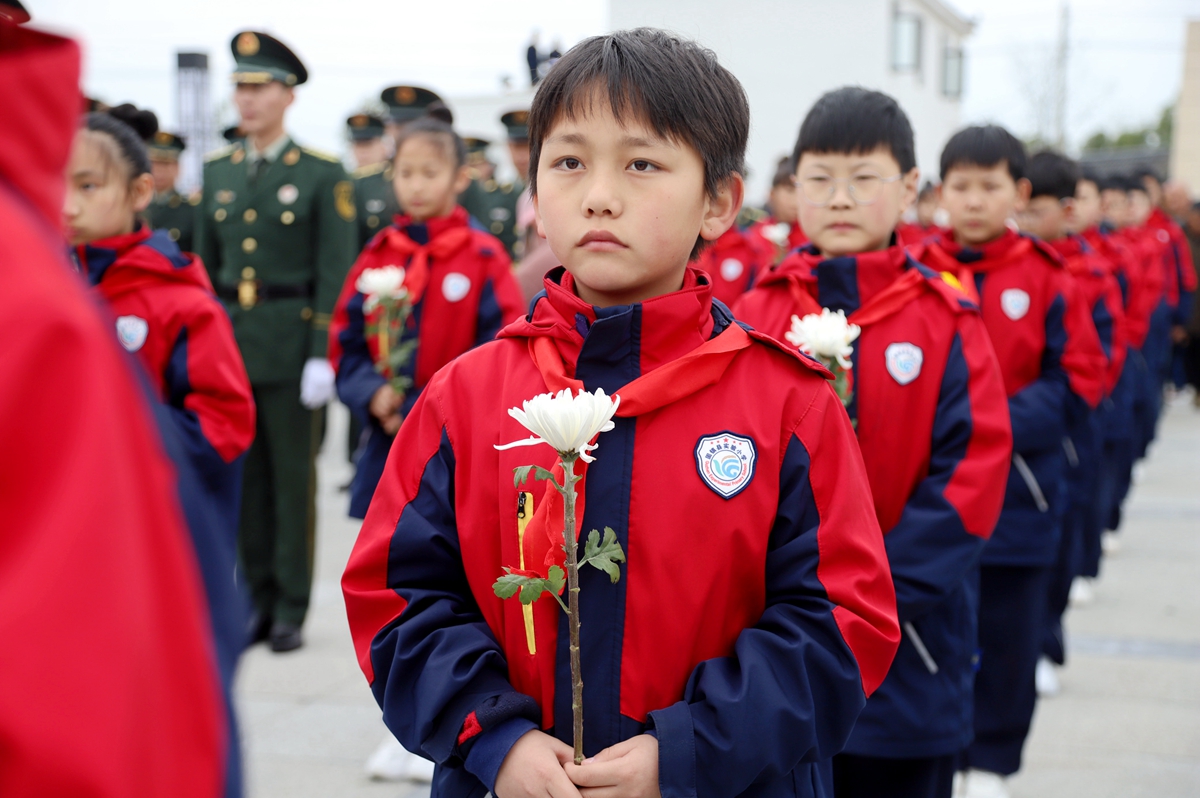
[30,0,1197,168]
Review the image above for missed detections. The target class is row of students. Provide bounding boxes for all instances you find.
[330,29,1183,798]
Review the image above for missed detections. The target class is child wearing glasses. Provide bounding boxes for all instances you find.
[921,126,1106,798]
[735,87,1013,798]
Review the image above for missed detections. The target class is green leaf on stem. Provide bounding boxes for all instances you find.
[493,569,553,605]
[513,465,534,488]
[547,565,566,594]
[533,466,558,484]
[581,527,625,584]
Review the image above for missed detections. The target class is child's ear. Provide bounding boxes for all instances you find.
[453,165,472,196]
[900,167,920,211]
[1013,177,1032,212]
[130,172,155,214]
[531,190,547,240]
[700,172,745,243]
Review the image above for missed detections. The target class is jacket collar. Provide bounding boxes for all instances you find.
[74,225,153,285]
[500,266,721,382]
[391,205,469,245]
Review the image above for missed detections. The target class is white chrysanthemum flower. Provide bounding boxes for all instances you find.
[494,388,621,462]
[356,266,408,312]
[762,222,792,248]
[785,309,861,370]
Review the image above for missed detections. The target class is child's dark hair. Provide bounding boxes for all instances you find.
[1097,174,1133,193]
[83,103,158,180]
[793,86,916,173]
[939,124,1026,182]
[394,117,467,170]
[1078,167,1102,189]
[1125,172,1150,195]
[918,180,937,201]
[526,27,749,202]
[1026,150,1080,200]
[1132,166,1162,186]
[771,156,795,189]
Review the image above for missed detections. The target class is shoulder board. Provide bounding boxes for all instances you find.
[301,146,344,164]
[353,162,387,179]
[204,144,238,163]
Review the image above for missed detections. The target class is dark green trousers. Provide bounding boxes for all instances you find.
[238,382,318,626]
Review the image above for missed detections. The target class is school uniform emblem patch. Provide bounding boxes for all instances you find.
[1000,288,1030,321]
[720,258,745,281]
[885,342,923,385]
[442,272,471,302]
[695,432,757,499]
[115,315,148,352]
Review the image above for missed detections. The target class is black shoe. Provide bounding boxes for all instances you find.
[246,611,272,646]
[268,621,304,653]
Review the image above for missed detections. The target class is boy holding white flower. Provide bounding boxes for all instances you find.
[343,30,900,798]
[735,88,1013,798]
[329,117,525,519]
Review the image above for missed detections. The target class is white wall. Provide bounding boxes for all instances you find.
[608,0,969,202]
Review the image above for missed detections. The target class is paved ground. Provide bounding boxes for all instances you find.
[236,400,1200,798]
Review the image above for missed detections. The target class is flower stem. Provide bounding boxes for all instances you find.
[560,453,585,766]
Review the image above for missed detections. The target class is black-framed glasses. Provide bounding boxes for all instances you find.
[796,172,904,207]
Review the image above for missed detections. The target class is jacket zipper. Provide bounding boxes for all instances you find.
[517,491,537,655]
[1012,452,1050,512]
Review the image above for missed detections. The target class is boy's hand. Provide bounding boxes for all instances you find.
[369,384,403,435]
[495,730,582,798]
[565,734,661,798]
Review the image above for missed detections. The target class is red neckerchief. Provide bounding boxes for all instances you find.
[509,268,756,577]
[757,244,932,328]
[924,229,1034,303]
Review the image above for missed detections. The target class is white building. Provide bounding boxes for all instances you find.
[608,0,974,202]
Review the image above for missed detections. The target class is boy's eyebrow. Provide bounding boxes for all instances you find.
[544,132,676,150]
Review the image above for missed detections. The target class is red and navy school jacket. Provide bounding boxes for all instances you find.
[1145,206,1197,325]
[329,206,524,518]
[747,217,809,265]
[1082,226,1154,351]
[895,223,950,249]
[76,225,255,534]
[693,223,771,308]
[734,243,1011,758]
[1047,235,1128,397]
[342,266,900,798]
[1,21,230,792]
[925,230,1106,566]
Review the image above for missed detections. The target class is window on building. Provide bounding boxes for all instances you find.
[891,8,923,73]
[943,44,964,98]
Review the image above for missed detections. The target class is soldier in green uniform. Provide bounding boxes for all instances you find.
[194,30,357,653]
[348,112,399,250]
[458,136,521,258]
[144,130,200,251]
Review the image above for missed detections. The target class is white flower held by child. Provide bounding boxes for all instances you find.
[495,388,621,462]
[492,387,626,765]
[356,266,408,313]
[785,308,860,370]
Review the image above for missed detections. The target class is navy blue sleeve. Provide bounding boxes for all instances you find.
[1092,295,1115,362]
[473,277,505,348]
[161,327,245,528]
[1008,293,1070,453]
[647,434,866,798]
[367,426,537,782]
[883,333,988,623]
[1176,289,1194,328]
[335,291,387,425]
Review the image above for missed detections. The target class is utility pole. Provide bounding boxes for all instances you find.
[1054,2,1069,149]
[176,52,210,195]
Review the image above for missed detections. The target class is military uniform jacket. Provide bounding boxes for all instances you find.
[195,136,357,385]
[354,162,401,251]
[145,187,199,252]
[459,178,520,258]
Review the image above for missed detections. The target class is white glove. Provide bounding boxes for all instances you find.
[300,357,337,409]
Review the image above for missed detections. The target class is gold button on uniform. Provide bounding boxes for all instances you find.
[242,237,257,253]
[243,208,257,223]
[242,267,256,279]
[215,208,227,221]
[281,210,295,225]
[491,221,504,234]
[367,214,379,228]
[169,228,180,240]
[300,307,313,321]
